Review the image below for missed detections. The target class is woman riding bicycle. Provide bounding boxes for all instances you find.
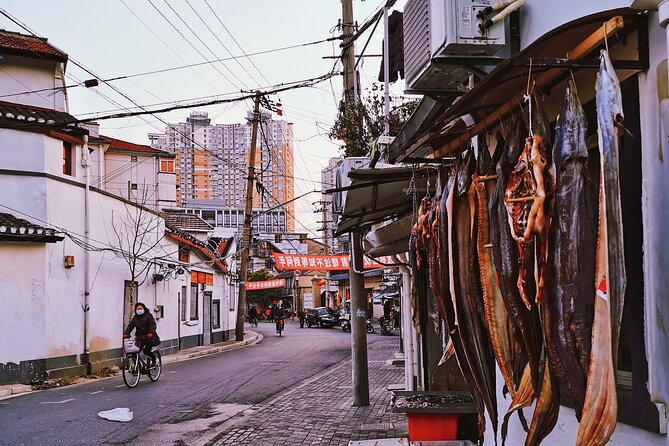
[123,302,159,366]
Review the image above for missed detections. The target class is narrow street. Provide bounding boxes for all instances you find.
[0,321,401,446]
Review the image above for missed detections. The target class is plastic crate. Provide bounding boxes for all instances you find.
[407,412,459,441]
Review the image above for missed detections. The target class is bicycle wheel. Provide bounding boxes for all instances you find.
[122,354,141,388]
[148,351,162,382]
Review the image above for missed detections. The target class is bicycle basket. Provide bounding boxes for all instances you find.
[123,338,140,354]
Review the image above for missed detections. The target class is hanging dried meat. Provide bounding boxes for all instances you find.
[474,134,523,410]
[449,149,498,439]
[542,83,596,421]
[489,117,542,406]
[577,49,622,446]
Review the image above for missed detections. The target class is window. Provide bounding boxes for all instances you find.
[179,245,189,264]
[212,300,221,329]
[160,158,175,173]
[62,142,72,175]
[130,183,138,191]
[131,156,138,163]
[190,284,199,320]
[180,286,187,321]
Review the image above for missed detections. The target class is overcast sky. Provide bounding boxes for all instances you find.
[0,0,406,237]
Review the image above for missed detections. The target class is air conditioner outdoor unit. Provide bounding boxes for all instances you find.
[332,157,370,226]
[404,0,506,92]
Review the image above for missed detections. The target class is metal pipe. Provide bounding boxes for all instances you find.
[383,6,390,137]
[82,134,91,372]
[397,261,415,391]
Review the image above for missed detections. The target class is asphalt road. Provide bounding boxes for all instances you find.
[0,320,371,446]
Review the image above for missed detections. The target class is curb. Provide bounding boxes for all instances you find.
[0,331,262,400]
[162,331,262,365]
[0,384,32,400]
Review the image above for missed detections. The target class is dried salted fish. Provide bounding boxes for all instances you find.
[543,83,596,421]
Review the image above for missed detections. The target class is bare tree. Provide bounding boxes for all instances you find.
[111,187,164,287]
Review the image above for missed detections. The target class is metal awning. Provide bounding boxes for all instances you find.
[330,166,435,237]
[363,215,413,257]
[388,8,648,162]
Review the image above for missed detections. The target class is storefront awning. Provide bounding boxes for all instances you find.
[388,8,648,162]
[329,166,435,237]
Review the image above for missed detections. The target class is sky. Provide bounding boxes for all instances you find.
[0,0,406,238]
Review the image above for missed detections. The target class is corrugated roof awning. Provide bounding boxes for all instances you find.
[330,166,435,236]
[389,8,647,162]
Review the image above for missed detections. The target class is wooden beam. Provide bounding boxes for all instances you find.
[429,15,624,159]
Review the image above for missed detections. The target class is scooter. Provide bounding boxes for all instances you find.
[340,318,374,333]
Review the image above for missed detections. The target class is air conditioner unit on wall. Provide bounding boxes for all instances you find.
[404,0,506,92]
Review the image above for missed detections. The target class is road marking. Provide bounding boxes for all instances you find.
[41,398,74,404]
[88,390,104,395]
[115,384,125,388]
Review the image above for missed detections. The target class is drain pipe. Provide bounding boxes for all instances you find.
[395,256,416,392]
[82,134,91,373]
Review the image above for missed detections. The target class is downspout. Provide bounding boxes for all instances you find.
[651,3,669,434]
[397,260,416,391]
[82,134,91,373]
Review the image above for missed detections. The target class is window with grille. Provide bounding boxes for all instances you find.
[190,284,199,320]
[180,286,187,321]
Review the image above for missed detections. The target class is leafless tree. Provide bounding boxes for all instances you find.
[111,187,164,287]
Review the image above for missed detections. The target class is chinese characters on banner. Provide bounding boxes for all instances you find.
[246,278,286,290]
[271,253,394,271]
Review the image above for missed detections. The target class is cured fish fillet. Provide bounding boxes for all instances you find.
[543,83,596,421]
[451,151,499,439]
[489,119,542,393]
[595,49,627,369]
[577,49,621,446]
[474,140,521,406]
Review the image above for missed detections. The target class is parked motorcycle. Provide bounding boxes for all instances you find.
[340,318,374,333]
[379,311,399,336]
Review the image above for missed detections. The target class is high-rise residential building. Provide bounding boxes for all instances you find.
[150,110,295,233]
[321,157,343,254]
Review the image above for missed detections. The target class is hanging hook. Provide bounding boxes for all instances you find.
[603,21,609,54]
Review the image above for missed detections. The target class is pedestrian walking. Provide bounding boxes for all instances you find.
[297,308,306,328]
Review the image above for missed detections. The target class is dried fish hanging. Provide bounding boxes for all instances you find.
[577,49,622,446]
[543,81,596,422]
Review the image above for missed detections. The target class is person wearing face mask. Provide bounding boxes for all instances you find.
[123,302,159,366]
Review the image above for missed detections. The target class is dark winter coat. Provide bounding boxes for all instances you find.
[124,310,157,338]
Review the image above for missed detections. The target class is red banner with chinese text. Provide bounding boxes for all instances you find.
[246,278,286,290]
[272,253,394,271]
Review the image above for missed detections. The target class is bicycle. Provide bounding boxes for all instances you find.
[122,337,162,388]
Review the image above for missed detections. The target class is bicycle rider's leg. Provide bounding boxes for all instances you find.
[143,343,156,365]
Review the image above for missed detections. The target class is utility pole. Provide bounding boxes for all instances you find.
[341,0,356,106]
[341,0,370,407]
[235,91,262,342]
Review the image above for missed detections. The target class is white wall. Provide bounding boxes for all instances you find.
[0,55,66,112]
[519,0,631,51]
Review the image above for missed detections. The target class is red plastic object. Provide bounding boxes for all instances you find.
[407,413,459,441]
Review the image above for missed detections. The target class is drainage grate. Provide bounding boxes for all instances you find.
[359,422,394,431]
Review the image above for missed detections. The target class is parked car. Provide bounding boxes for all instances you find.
[306,307,340,328]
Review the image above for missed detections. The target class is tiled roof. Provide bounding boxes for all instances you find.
[0,29,68,63]
[102,135,174,157]
[165,227,228,273]
[163,212,213,231]
[0,100,81,133]
[0,212,64,243]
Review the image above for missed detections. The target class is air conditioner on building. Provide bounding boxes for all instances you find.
[404,0,506,92]
[332,157,371,226]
